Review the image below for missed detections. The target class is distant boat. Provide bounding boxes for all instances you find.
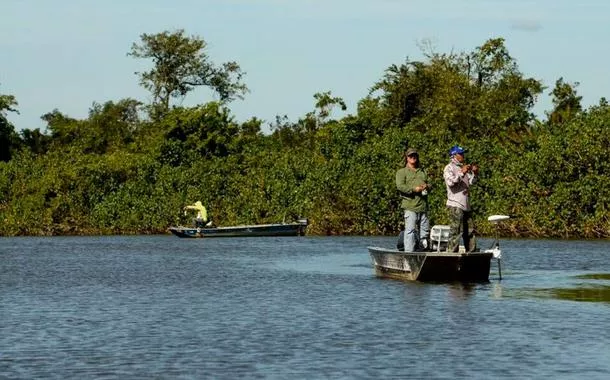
[368,215,508,282]
[169,219,309,238]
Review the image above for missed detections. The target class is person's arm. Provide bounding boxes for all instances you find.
[466,164,478,185]
[397,169,420,195]
[466,172,477,185]
[444,164,464,188]
[185,205,207,221]
[423,170,431,190]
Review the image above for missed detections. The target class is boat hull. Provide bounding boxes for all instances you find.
[368,247,492,282]
[169,221,308,238]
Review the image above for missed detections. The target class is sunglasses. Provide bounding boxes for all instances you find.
[407,154,418,158]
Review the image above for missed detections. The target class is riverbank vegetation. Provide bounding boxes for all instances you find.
[1,31,609,238]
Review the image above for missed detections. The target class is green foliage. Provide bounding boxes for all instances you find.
[0,91,19,114]
[370,38,543,142]
[85,99,142,152]
[310,91,347,123]
[0,89,22,161]
[155,103,243,167]
[128,29,248,118]
[547,77,583,126]
[20,128,51,155]
[38,100,142,155]
[1,36,609,239]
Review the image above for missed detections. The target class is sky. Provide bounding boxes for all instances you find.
[2,0,610,133]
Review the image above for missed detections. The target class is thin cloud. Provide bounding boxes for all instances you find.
[510,19,542,32]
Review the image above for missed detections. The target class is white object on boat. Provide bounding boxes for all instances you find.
[484,247,502,259]
[430,225,450,252]
[488,215,510,223]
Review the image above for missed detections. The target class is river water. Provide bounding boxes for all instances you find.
[1,235,609,379]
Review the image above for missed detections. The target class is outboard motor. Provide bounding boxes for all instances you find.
[297,218,308,236]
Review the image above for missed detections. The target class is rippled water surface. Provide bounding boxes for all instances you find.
[1,235,609,379]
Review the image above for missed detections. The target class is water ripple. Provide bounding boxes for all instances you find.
[1,235,609,379]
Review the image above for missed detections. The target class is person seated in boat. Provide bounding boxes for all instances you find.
[183,201,210,228]
[396,147,431,252]
[443,145,479,252]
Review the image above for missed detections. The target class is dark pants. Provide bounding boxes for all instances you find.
[447,207,474,252]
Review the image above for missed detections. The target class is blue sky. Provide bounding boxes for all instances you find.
[2,0,610,132]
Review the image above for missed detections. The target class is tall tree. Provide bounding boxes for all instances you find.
[301,91,347,133]
[0,89,21,161]
[370,60,433,128]
[128,30,248,118]
[20,128,51,155]
[369,38,542,140]
[41,109,80,148]
[547,77,582,126]
[468,37,516,87]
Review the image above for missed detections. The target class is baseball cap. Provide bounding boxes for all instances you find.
[449,145,467,156]
[405,148,418,156]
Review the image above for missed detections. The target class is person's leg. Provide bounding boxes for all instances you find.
[419,212,430,250]
[464,211,477,251]
[403,209,417,252]
[462,211,471,251]
[396,229,405,251]
[413,212,421,249]
[447,207,463,252]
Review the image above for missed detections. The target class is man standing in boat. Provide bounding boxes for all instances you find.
[184,201,209,228]
[443,145,479,252]
[396,147,430,252]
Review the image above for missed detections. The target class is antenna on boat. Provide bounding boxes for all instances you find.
[486,215,510,280]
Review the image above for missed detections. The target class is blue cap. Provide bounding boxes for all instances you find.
[449,145,466,156]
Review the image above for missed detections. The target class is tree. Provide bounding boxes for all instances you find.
[39,99,142,155]
[370,60,433,128]
[368,38,542,141]
[128,30,248,118]
[157,102,242,166]
[312,91,347,120]
[468,37,516,87]
[300,91,347,134]
[0,90,21,161]
[85,99,143,153]
[0,92,18,114]
[547,77,582,126]
[21,128,51,155]
[41,109,80,148]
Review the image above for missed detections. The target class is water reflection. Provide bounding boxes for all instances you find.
[491,282,504,299]
[447,282,476,300]
[574,273,610,280]
[538,272,610,303]
[547,285,610,303]
[513,285,610,304]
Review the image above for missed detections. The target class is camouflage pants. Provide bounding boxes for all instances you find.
[447,207,475,252]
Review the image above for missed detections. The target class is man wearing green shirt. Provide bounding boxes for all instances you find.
[396,148,430,251]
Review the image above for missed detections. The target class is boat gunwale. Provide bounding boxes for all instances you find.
[367,246,493,258]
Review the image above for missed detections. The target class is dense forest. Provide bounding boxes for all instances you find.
[1,31,609,238]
